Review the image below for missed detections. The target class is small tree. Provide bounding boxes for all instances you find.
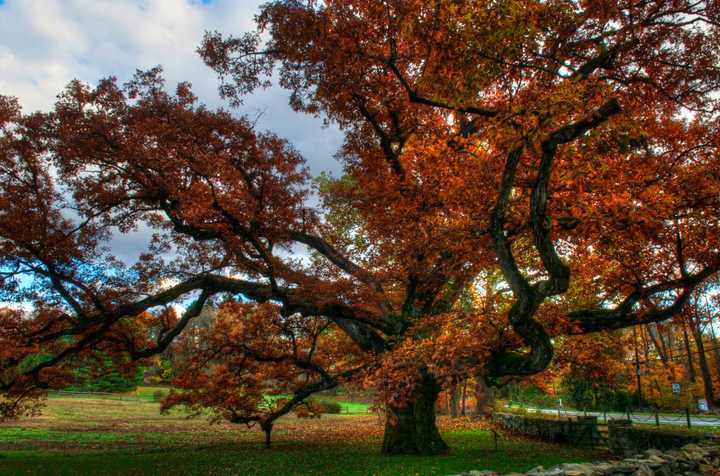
[555,333,627,410]
[67,352,144,393]
[161,302,362,447]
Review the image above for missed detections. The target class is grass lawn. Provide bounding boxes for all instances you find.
[335,400,372,414]
[0,388,599,476]
[633,422,720,434]
[266,392,372,414]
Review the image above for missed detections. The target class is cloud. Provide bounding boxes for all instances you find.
[0,0,342,175]
[0,0,344,263]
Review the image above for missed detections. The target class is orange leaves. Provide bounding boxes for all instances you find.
[294,400,323,419]
[360,308,499,408]
[50,67,312,266]
[553,332,627,393]
[161,301,363,428]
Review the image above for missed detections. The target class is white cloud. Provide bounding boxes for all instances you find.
[0,0,341,175]
[0,0,343,263]
[0,301,34,313]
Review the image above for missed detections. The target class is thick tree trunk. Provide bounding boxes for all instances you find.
[381,371,449,455]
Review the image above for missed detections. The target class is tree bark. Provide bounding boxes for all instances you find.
[709,324,720,382]
[689,313,715,406]
[633,326,643,406]
[449,379,460,418]
[474,374,495,418]
[381,371,449,455]
[646,324,672,377]
[261,421,273,449]
[681,317,697,383]
[665,324,677,363]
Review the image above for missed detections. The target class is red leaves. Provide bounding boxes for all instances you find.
[361,306,502,409]
[294,400,323,419]
[161,302,362,427]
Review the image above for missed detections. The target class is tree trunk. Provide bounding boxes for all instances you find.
[381,371,449,455]
[261,421,273,449]
[633,326,643,406]
[665,325,676,363]
[641,325,650,363]
[689,315,715,406]
[647,324,673,379]
[709,324,720,383]
[449,379,460,418]
[474,374,495,418]
[681,317,697,383]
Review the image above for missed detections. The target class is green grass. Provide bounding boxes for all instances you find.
[336,400,371,414]
[265,393,371,414]
[48,385,171,403]
[0,431,595,476]
[0,387,598,476]
[0,427,125,443]
[633,422,720,434]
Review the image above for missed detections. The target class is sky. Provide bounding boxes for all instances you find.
[0,0,342,176]
[0,0,344,263]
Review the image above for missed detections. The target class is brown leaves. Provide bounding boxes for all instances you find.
[161,301,363,428]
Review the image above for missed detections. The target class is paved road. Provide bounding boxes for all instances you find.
[515,407,720,428]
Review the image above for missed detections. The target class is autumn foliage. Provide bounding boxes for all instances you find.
[161,302,363,446]
[1,0,720,455]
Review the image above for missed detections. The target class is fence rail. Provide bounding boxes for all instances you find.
[504,402,720,429]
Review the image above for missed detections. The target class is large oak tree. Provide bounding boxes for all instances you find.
[1,0,719,455]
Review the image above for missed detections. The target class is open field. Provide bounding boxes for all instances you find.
[49,387,374,414]
[0,388,598,476]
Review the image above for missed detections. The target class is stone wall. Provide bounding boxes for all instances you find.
[450,441,720,476]
[492,412,717,457]
[608,419,715,457]
[492,413,600,448]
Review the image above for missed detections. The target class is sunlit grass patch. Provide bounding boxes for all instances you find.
[0,387,599,475]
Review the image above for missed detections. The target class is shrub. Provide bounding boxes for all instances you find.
[309,398,342,414]
[67,353,145,393]
[507,405,529,416]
